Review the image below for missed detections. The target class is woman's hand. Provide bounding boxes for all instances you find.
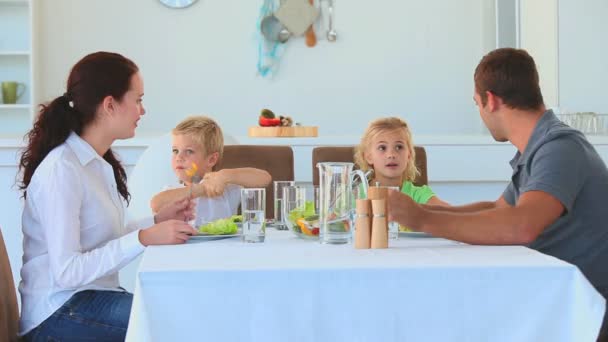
[199,171,228,197]
[139,219,198,246]
[154,197,196,223]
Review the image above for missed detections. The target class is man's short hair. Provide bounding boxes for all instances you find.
[474,48,544,110]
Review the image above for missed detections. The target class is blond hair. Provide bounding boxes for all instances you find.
[354,117,419,182]
[172,116,224,160]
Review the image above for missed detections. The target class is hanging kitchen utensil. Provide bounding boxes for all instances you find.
[257,0,287,77]
[326,0,337,42]
[261,15,291,43]
[274,0,319,36]
[304,0,317,47]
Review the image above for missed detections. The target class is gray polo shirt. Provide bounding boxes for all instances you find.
[503,110,608,301]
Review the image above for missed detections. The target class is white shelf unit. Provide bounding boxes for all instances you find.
[0,50,29,56]
[0,0,33,136]
[0,104,30,109]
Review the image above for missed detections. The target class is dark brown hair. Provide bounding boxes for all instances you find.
[474,48,544,110]
[18,52,139,203]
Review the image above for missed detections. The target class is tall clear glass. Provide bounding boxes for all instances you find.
[273,181,295,230]
[382,186,400,240]
[241,188,266,243]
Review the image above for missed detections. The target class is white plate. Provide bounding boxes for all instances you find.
[187,233,241,243]
[398,231,433,238]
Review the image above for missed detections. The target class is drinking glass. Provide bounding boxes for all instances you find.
[273,181,295,230]
[241,188,266,243]
[382,186,400,240]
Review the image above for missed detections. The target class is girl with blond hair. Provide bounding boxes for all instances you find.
[354,117,448,206]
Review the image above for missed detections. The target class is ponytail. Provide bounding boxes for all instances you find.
[18,95,83,197]
[19,97,131,204]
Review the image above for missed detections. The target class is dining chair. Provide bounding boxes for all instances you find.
[0,227,19,342]
[215,145,294,219]
[598,321,608,342]
[311,145,428,187]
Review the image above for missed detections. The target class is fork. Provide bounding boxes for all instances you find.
[185,163,201,222]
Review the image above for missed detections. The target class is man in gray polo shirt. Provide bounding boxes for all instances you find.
[387,48,608,340]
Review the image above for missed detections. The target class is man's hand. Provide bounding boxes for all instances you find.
[154,197,196,223]
[139,219,198,246]
[386,189,425,231]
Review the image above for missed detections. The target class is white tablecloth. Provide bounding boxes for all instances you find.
[126,230,605,342]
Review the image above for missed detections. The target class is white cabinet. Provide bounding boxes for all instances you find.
[0,0,33,136]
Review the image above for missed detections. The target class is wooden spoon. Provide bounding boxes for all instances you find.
[305,0,316,47]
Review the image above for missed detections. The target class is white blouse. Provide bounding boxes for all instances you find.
[19,132,151,335]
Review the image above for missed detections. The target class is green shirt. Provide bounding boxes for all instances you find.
[401,181,435,204]
[356,181,436,203]
[355,181,436,231]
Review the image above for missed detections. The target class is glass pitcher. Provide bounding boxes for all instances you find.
[316,162,369,244]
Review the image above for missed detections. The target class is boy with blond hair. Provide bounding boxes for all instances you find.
[151,116,271,225]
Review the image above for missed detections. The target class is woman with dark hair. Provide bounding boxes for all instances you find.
[17,51,197,341]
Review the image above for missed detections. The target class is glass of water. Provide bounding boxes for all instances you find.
[380,186,400,240]
[241,188,266,243]
[273,181,295,230]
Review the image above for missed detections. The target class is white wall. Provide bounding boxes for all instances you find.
[32,0,496,138]
[519,0,559,109]
[558,0,608,113]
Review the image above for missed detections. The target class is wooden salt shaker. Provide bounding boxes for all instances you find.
[354,199,371,249]
[371,199,388,249]
[367,185,388,201]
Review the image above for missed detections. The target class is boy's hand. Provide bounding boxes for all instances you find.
[200,171,228,197]
[154,197,196,223]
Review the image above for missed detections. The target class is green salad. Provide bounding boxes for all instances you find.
[287,201,322,237]
[198,215,241,235]
[288,201,316,227]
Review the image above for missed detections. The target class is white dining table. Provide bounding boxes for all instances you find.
[125,229,605,342]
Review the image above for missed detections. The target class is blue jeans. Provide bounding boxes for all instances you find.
[23,290,133,342]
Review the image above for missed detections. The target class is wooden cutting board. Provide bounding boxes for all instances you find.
[248,126,318,137]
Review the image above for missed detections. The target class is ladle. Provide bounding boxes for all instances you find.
[261,15,290,43]
[326,0,337,42]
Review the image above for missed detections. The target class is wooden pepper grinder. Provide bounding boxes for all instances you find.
[367,185,388,203]
[371,199,388,249]
[354,199,371,249]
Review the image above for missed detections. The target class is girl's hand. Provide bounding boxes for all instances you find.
[139,219,198,246]
[199,171,227,197]
[154,197,196,223]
